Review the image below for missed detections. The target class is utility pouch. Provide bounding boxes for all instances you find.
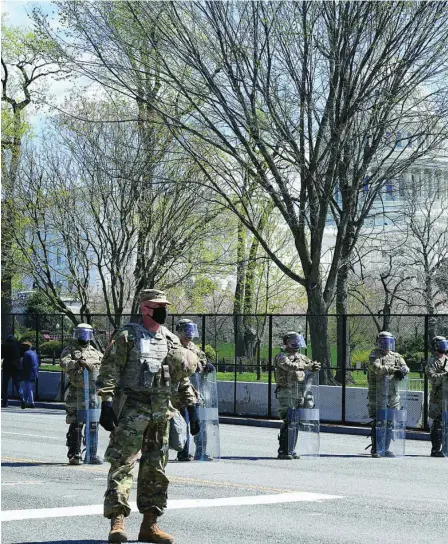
[162,364,171,387]
[169,409,187,451]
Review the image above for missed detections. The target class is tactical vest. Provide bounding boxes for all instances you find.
[118,323,176,395]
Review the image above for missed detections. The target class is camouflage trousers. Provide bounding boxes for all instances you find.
[276,387,305,422]
[104,400,170,519]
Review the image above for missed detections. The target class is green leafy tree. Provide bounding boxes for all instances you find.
[1,20,63,335]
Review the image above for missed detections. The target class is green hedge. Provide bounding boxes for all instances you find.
[39,340,63,358]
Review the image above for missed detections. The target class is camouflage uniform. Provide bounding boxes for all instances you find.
[274,350,316,418]
[426,354,448,419]
[60,344,102,423]
[173,341,208,460]
[96,322,197,519]
[171,341,205,410]
[60,343,102,463]
[274,349,317,457]
[425,354,448,455]
[367,350,409,419]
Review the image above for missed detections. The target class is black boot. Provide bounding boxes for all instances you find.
[66,422,83,465]
[369,422,380,458]
[384,428,396,458]
[277,422,292,460]
[430,421,444,457]
[177,438,192,461]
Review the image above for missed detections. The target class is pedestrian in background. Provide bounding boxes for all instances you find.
[1,335,26,409]
[20,341,39,408]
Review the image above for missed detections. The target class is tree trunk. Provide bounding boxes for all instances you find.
[425,270,436,339]
[307,286,337,385]
[334,264,355,384]
[233,220,247,357]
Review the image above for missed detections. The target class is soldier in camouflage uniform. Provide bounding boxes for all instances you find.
[96,289,199,544]
[274,332,321,460]
[367,331,409,458]
[425,336,448,457]
[59,323,102,465]
[174,319,215,461]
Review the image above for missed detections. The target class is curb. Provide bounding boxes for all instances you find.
[219,416,430,441]
[5,401,430,441]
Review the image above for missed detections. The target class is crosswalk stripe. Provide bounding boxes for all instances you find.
[1,492,343,522]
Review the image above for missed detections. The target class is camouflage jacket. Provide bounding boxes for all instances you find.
[60,343,102,392]
[274,350,315,389]
[367,350,409,415]
[96,323,197,411]
[171,341,207,410]
[425,354,448,411]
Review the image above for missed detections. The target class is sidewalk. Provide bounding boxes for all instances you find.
[6,399,430,441]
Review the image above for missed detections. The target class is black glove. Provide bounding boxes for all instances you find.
[204,362,215,373]
[99,401,118,432]
[188,405,200,436]
[394,367,407,381]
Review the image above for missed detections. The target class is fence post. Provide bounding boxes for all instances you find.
[341,314,347,425]
[60,371,66,402]
[423,315,429,431]
[268,315,273,418]
[233,315,238,415]
[201,315,206,351]
[35,314,40,401]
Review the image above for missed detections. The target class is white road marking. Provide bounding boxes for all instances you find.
[1,492,342,522]
[2,481,44,486]
[2,431,59,440]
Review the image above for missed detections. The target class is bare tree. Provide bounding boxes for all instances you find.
[13,96,224,326]
[33,2,448,381]
[1,21,64,333]
[134,1,448,381]
[401,176,448,336]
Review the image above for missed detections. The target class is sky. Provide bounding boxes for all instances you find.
[2,1,82,133]
[2,0,49,27]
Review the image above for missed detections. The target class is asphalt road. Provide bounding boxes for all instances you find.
[1,406,447,544]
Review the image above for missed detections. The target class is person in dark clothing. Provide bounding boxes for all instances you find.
[21,341,39,408]
[1,335,26,408]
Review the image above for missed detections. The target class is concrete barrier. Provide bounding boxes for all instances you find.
[8,371,63,402]
[217,381,423,428]
[11,373,423,427]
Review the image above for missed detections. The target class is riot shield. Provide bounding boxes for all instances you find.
[376,375,408,458]
[442,378,448,457]
[297,371,320,458]
[77,368,102,464]
[191,370,220,461]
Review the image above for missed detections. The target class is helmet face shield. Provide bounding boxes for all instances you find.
[179,322,199,339]
[286,332,306,350]
[73,327,94,343]
[433,337,448,352]
[378,334,395,351]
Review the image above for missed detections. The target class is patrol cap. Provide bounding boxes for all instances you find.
[138,289,171,305]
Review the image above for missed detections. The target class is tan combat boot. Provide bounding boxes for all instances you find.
[108,514,128,543]
[138,509,175,543]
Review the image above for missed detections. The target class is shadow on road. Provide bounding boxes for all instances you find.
[12,541,140,544]
[219,456,277,461]
[1,462,69,467]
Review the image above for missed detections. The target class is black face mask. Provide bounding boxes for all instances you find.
[151,307,167,325]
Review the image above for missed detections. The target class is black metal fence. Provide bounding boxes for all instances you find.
[2,312,447,430]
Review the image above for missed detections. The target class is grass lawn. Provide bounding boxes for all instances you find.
[216,370,423,388]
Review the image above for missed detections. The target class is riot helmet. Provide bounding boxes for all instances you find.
[175,318,199,340]
[431,336,448,354]
[283,331,306,351]
[73,323,94,345]
[377,331,395,352]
